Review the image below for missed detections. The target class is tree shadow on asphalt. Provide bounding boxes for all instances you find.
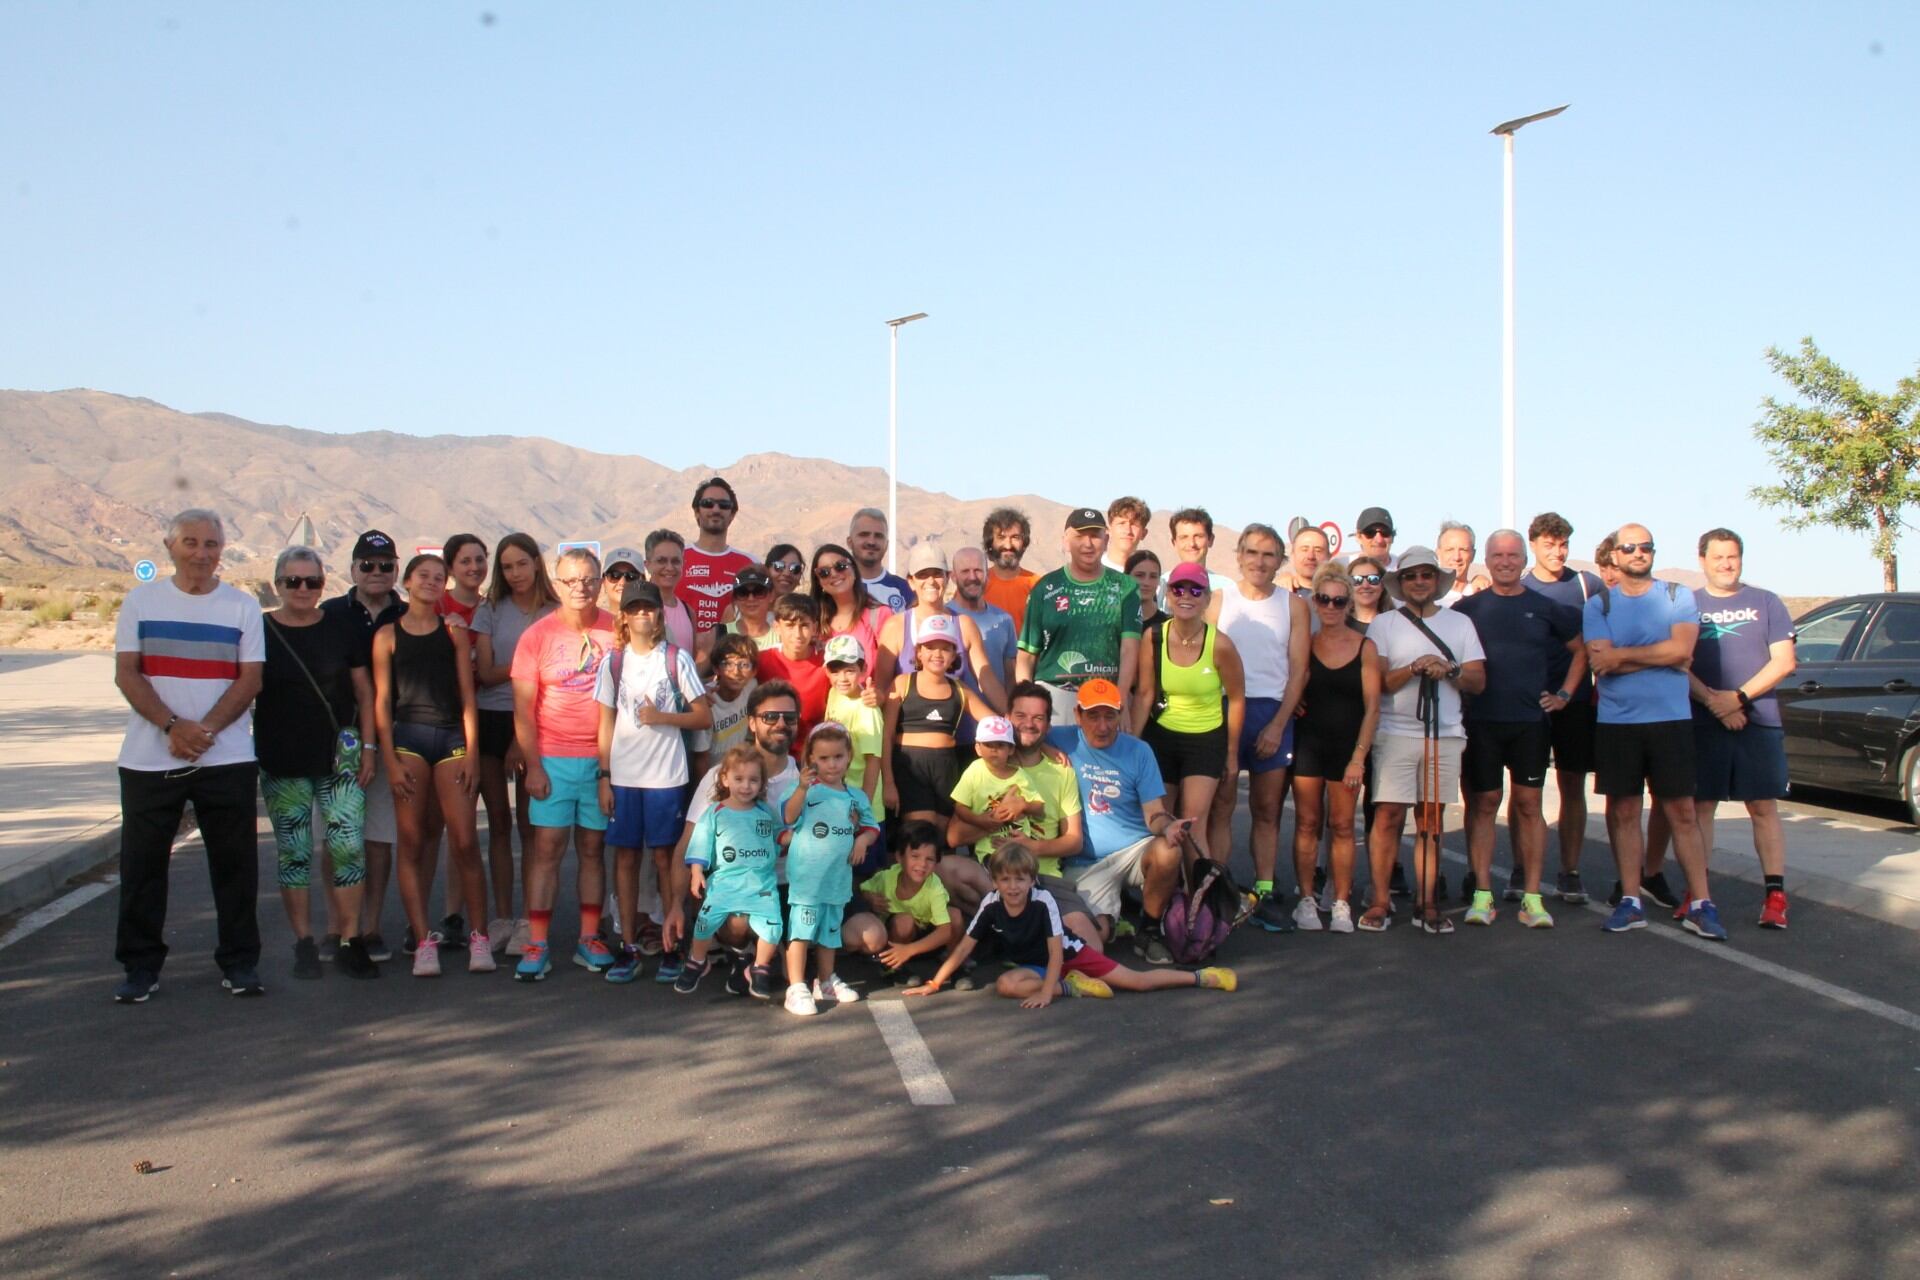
[2,837,1917,1278]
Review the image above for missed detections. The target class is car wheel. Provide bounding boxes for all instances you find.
[1904,743,1920,826]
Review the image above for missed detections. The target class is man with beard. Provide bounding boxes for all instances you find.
[981,506,1039,627]
[849,507,910,614]
[1521,512,1605,904]
[679,476,755,634]
[950,545,1017,699]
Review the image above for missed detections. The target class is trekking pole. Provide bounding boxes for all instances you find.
[1417,668,1440,931]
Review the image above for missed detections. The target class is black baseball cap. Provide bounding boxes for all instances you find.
[1065,507,1108,531]
[620,580,664,611]
[734,565,771,590]
[352,530,396,560]
[1355,507,1395,537]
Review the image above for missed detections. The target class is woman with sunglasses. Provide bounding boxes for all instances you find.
[764,544,807,599]
[810,542,896,694]
[1127,549,1165,632]
[1207,523,1311,931]
[372,555,486,977]
[257,546,380,978]
[1347,555,1387,630]
[471,532,558,954]
[1134,562,1245,858]
[1288,563,1380,933]
[719,565,779,652]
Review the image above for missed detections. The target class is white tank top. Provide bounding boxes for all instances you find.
[1218,583,1291,699]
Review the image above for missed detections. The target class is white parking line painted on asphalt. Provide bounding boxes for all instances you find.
[868,1001,955,1105]
[0,876,117,952]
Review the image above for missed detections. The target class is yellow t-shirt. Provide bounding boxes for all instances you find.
[826,688,887,822]
[859,865,952,930]
[951,756,1083,877]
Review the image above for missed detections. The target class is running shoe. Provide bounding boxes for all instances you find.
[513,941,551,982]
[504,919,530,957]
[1061,971,1113,999]
[337,937,380,978]
[402,927,418,956]
[605,944,642,984]
[114,970,159,1004]
[814,973,862,1004]
[1603,898,1647,932]
[485,919,515,954]
[1312,865,1328,897]
[1250,894,1297,933]
[317,933,341,962]
[1460,870,1477,900]
[573,936,615,972]
[412,937,441,977]
[1758,888,1789,930]
[1292,896,1324,931]
[1683,899,1728,942]
[636,919,665,957]
[748,964,776,1000]
[1463,892,1496,927]
[1556,871,1588,905]
[222,966,266,996]
[784,982,818,1015]
[362,933,393,962]
[1389,862,1409,898]
[950,967,983,991]
[654,950,685,984]
[674,958,709,994]
[1328,900,1355,934]
[1518,895,1555,929]
[1134,929,1174,965]
[1640,872,1680,911]
[292,936,322,980]
[723,957,752,996]
[1505,865,1526,903]
[1196,966,1237,991]
[440,913,467,943]
[467,932,497,974]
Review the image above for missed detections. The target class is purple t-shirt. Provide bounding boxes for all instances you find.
[1691,585,1795,728]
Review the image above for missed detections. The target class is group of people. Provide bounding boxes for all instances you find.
[107,480,1798,1012]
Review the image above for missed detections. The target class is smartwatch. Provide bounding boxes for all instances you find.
[1736,689,1754,711]
[595,767,612,781]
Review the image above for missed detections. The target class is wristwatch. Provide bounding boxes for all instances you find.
[1553,689,1573,702]
[1446,662,1461,680]
[1736,689,1754,710]
[595,767,612,781]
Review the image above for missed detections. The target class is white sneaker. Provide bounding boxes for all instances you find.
[486,919,514,954]
[412,937,441,977]
[813,973,862,1004]
[1292,897,1324,931]
[467,932,497,973]
[505,918,531,957]
[784,982,818,1016]
[1328,901,1355,934]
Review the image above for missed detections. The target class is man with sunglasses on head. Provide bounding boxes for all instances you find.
[1521,512,1606,903]
[509,545,619,981]
[321,530,406,957]
[680,476,756,634]
[1585,525,1725,940]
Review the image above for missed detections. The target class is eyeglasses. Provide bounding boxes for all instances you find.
[1400,568,1438,581]
[1313,593,1352,608]
[1353,573,1383,586]
[769,560,803,575]
[357,559,396,574]
[717,657,755,673]
[555,576,599,591]
[1168,583,1208,598]
[816,559,852,578]
[734,584,770,598]
[1616,541,1656,555]
[603,568,640,583]
[757,711,801,725]
[697,498,736,511]
[280,575,324,590]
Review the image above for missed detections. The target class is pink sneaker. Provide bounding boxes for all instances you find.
[412,936,441,977]
[467,932,497,973]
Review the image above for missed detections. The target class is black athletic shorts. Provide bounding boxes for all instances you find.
[1548,698,1597,774]
[1142,719,1230,783]
[1594,720,1695,799]
[1292,727,1360,781]
[1463,719,1551,792]
[478,709,516,760]
[894,744,962,816]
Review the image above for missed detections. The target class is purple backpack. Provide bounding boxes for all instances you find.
[1162,845,1244,965]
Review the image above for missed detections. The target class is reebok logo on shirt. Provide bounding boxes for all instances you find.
[1700,606,1762,639]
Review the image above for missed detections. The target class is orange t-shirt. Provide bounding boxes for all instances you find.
[982,569,1037,632]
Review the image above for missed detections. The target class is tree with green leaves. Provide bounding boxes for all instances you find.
[1751,337,1920,591]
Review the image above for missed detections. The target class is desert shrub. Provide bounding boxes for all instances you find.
[32,594,74,625]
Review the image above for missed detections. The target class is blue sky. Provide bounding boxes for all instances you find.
[3,3,1915,593]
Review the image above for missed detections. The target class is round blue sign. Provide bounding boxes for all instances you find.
[134,559,157,582]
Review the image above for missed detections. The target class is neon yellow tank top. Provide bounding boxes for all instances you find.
[1157,623,1224,733]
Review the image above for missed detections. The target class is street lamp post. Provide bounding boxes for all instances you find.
[885,312,929,575]
[1490,105,1568,532]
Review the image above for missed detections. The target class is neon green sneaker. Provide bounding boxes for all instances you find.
[1196,966,1238,991]
[1061,971,1113,999]
[1518,894,1555,929]
[1464,891,1497,927]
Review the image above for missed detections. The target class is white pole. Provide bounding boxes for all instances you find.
[1501,131,1517,533]
[888,324,899,576]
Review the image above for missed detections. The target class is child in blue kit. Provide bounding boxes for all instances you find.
[780,723,880,1016]
[674,745,784,1000]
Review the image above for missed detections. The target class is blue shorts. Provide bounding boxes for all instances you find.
[787,901,844,948]
[1693,719,1789,803]
[528,756,609,831]
[1238,697,1295,774]
[393,721,466,767]
[608,785,685,849]
[694,880,783,943]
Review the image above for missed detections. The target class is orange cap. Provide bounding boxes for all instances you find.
[1076,678,1124,711]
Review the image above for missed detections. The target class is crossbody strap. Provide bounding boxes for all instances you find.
[266,615,342,739]
[1397,605,1457,665]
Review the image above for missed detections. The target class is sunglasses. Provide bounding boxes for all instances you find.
[735,584,770,598]
[357,559,397,574]
[1616,541,1656,555]
[603,567,640,583]
[1352,573,1383,586]
[1168,583,1208,598]
[816,559,853,578]
[769,560,803,575]
[757,711,801,725]
[1313,593,1351,608]
[280,575,324,591]
[1400,568,1438,581]
[697,498,735,511]
[1360,527,1393,539]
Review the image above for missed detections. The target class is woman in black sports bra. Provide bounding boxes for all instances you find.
[882,613,997,822]
[1288,562,1380,934]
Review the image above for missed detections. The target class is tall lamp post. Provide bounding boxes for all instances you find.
[1490,104,1567,532]
[885,311,929,575]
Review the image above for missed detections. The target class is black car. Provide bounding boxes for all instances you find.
[1778,592,1920,821]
